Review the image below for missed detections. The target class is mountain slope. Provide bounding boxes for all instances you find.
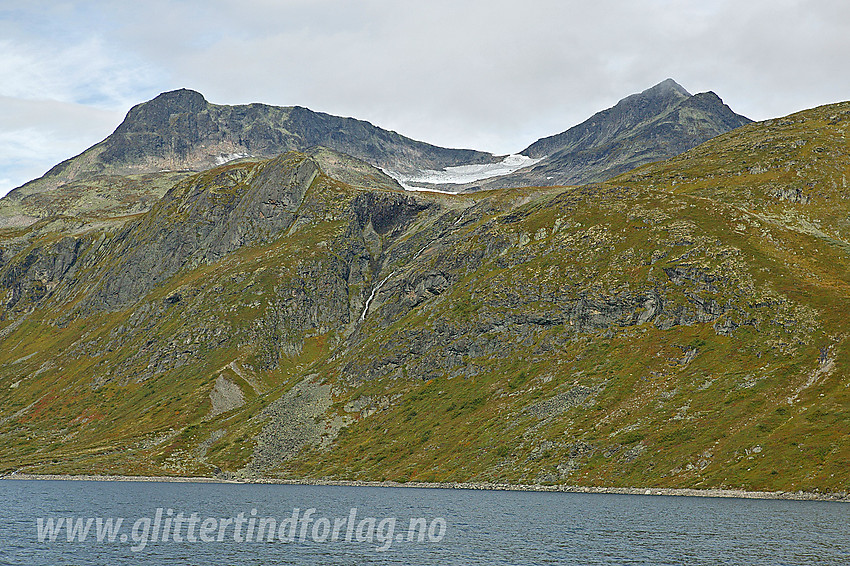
[432,79,751,191]
[0,100,848,494]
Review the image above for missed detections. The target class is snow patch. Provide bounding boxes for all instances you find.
[386,154,543,192]
[214,152,250,165]
[360,273,394,320]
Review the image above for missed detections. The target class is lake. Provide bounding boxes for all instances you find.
[1,480,848,565]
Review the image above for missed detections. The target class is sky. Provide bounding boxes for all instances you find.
[1,0,848,196]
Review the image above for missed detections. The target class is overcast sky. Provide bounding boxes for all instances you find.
[1,0,848,196]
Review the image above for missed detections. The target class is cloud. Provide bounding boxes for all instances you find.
[0,28,160,195]
[0,97,123,196]
[0,37,162,109]
[101,0,850,149]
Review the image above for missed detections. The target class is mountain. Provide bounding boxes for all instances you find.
[0,80,749,228]
[409,79,751,192]
[0,98,848,495]
[0,89,493,227]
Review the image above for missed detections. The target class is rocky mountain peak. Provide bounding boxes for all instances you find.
[139,88,208,113]
[644,78,692,98]
[520,79,703,161]
[490,79,752,190]
[0,80,747,227]
[115,88,209,135]
[0,87,494,213]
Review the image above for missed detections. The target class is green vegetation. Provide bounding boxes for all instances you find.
[0,101,849,495]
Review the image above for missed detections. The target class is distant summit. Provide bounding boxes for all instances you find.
[455,79,751,191]
[4,89,494,206]
[125,88,209,117]
[645,77,692,97]
[521,78,697,160]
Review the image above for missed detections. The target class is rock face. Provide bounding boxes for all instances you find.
[0,98,848,493]
[524,80,695,158]
[83,154,323,311]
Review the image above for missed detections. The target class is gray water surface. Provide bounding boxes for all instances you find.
[1,480,848,565]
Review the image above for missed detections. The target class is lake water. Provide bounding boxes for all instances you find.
[1,480,848,565]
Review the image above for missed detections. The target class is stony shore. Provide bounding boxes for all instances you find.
[3,473,848,502]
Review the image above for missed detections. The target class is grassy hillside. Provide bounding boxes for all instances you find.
[0,102,848,494]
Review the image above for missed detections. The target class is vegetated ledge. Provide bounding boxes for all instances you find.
[3,474,848,502]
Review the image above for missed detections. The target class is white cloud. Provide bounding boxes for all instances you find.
[0,97,124,196]
[0,32,161,195]
[0,37,161,110]
[106,0,850,150]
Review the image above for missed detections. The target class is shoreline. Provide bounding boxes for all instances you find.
[2,473,848,502]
